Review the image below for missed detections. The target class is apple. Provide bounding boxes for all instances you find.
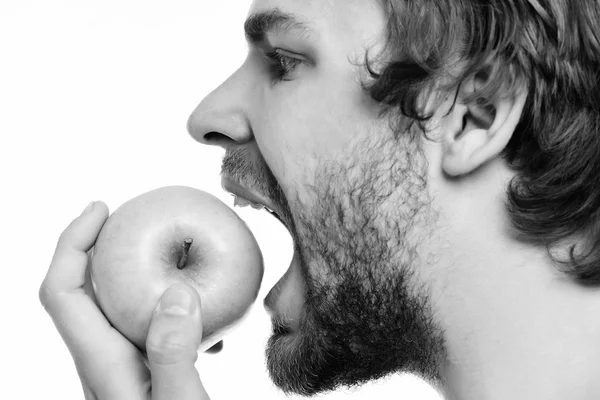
[90,185,264,354]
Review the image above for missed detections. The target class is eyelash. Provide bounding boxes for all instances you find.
[264,49,302,83]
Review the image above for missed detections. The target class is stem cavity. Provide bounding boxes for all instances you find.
[177,238,194,269]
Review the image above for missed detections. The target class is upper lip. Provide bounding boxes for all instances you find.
[221,177,279,213]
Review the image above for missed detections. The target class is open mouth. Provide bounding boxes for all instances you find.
[233,194,286,225]
[221,177,289,229]
[222,177,306,336]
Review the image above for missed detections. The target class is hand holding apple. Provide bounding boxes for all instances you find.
[40,195,244,399]
[90,185,264,354]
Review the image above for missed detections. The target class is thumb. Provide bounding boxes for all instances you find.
[146,283,210,400]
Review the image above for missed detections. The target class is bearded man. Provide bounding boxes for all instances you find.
[40,1,600,399]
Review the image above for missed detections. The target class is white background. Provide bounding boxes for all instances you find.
[1,0,442,398]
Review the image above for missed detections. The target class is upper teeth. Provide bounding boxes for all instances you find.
[234,195,274,213]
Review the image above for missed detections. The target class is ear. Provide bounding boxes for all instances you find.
[441,79,527,177]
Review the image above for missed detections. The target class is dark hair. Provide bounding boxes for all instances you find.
[363,0,600,285]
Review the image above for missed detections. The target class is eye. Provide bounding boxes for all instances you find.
[263,49,303,83]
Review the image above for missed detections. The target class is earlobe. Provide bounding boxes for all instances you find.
[442,89,527,177]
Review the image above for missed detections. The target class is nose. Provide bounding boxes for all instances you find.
[187,69,253,148]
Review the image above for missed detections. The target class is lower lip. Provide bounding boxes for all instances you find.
[264,250,305,330]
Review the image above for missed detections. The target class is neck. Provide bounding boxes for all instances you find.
[439,265,600,399]
[435,201,600,399]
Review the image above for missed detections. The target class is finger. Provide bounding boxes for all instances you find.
[38,200,113,349]
[39,202,152,398]
[40,201,109,298]
[146,283,210,400]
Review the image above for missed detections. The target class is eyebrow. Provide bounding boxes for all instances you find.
[244,8,315,45]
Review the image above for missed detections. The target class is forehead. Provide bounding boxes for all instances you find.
[248,0,386,49]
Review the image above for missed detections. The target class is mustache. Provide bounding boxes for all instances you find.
[220,148,288,207]
[220,147,260,187]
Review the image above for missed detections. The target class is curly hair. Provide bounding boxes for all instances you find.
[363,0,600,285]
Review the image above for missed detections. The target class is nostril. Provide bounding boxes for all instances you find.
[203,131,236,146]
[204,131,222,141]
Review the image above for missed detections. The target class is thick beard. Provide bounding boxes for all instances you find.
[265,132,447,396]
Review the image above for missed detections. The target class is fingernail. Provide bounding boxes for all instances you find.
[81,201,95,215]
[159,287,195,315]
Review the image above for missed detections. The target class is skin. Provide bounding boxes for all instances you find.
[186,0,600,399]
[40,201,211,400]
[41,1,600,399]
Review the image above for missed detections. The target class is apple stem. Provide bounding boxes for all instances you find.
[177,238,194,269]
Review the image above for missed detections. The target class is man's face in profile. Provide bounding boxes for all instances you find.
[186,0,600,398]
[191,0,449,395]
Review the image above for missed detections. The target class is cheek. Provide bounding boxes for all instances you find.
[253,82,377,200]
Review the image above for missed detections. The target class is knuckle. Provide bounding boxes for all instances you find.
[38,280,67,314]
[38,281,55,311]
